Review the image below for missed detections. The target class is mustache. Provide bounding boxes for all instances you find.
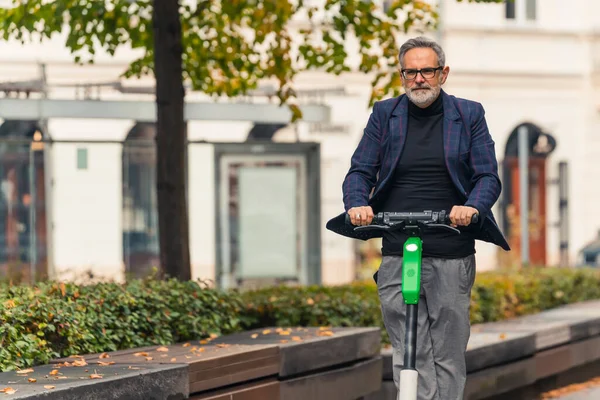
[410,84,432,91]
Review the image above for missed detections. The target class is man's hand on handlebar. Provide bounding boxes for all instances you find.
[449,205,479,227]
[348,206,374,226]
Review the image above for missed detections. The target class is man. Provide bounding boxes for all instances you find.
[326,36,510,399]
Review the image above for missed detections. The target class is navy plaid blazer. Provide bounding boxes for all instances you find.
[326,90,510,251]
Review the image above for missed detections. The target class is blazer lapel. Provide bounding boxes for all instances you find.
[379,96,408,190]
[442,91,467,197]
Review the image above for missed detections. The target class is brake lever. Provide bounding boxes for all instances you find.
[427,223,461,234]
[354,224,390,232]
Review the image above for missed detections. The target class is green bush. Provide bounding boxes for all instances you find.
[0,278,244,371]
[241,267,600,346]
[1,267,600,372]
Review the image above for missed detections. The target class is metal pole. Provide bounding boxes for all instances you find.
[558,161,569,266]
[518,126,529,266]
[28,147,37,283]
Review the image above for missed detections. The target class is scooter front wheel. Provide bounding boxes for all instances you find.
[398,369,418,400]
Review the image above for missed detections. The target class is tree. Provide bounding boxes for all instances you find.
[0,0,501,281]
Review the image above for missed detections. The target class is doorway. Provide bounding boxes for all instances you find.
[214,142,321,289]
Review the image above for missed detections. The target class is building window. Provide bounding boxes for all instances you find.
[77,148,88,170]
[506,0,536,22]
[505,0,516,19]
[525,0,536,20]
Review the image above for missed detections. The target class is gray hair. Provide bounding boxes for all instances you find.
[399,36,446,68]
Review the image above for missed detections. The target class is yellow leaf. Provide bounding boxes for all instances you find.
[499,333,507,340]
[292,336,302,342]
[199,340,208,345]
[16,369,34,374]
[49,369,59,376]
[170,358,177,362]
[72,359,87,367]
[44,385,55,389]
[280,331,291,336]
[99,353,110,359]
[89,374,103,379]
[209,333,218,339]
[134,352,149,357]
[0,387,17,394]
[156,346,169,352]
[27,378,36,383]
[183,343,191,347]
[262,329,272,335]
[318,330,334,337]
[251,334,259,339]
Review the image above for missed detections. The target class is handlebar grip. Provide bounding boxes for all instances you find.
[471,213,479,225]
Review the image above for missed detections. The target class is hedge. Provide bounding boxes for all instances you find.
[1,267,600,371]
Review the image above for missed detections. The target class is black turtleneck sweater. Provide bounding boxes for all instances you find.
[380,93,475,258]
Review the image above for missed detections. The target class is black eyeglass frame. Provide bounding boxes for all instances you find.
[400,66,444,80]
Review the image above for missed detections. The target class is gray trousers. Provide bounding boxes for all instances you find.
[376,255,476,400]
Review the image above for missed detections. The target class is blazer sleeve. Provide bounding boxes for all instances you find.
[464,103,502,218]
[342,101,384,211]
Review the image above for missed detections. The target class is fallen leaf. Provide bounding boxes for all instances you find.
[133,352,149,357]
[198,348,205,352]
[69,355,84,359]
[280,340,288,343]
[183,343,191,347]
[72,359,87,367]
[209,334,218,339]
[56,376,68,380]
[128,366,140,370]
[499,333,507,340]
[99,353,110,359]
[59,282,66,297]
[292,336,302,342]
[279,331,291,336]
[318,330,334,337]
[97,361,115,366]
[0,387,16,394]
[170,358,177,362]
[145,357,153,361]
[44,385,55,390]
[156,346,169,352]
[89,374,103,379]
[49,369,59,376]
[16,369,34,374]
[251,334,259,339]
[216,344,230,348]
[199,340,208,345]
[185,355,192,359]
[262,329,272,335]
[27,378,36,383]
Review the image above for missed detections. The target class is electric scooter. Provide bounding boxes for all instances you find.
[346,210,478,400]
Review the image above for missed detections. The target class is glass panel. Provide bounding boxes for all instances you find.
[0,136,47,282]
[237,166,298,278]
[525,0,536,20]
[77,148,88,170]
[122,139,159,278]
[505,0,516,19]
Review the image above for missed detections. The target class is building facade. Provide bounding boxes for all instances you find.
[0,0,598,285]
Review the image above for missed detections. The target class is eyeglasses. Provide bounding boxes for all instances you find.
[401,67,443,80]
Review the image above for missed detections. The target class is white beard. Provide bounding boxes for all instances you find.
[405,84,441,107]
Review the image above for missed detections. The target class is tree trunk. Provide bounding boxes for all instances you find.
[152,0,191,280]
